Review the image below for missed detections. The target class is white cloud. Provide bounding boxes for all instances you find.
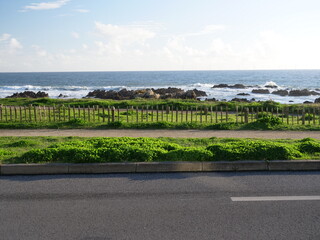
[0,33,23,53]
[32,45,47,57]
[22,0,70,11]
[71,32,79,39]
[0,33,11,41]
[184,25,226,37]
[94,22,156,55]
[74,9,89,13]
[9,38,23,50]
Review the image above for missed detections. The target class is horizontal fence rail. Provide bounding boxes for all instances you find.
[0,105,319,125]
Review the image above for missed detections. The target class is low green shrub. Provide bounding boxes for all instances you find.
[206,140,302,161]
[298,140,320,153]
[5,140,38,147]
[0,149,12,156]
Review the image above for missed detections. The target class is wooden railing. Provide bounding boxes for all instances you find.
[0,105,319,125]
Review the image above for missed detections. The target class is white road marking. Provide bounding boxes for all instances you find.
[231,196,320,202]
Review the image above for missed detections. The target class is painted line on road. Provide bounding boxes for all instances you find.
[231,196,320,202]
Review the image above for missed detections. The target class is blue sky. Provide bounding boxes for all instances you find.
[1,0,320,72]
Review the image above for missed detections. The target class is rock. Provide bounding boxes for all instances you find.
[86,87,206,100]
[142,89,160,99]
[289,89,320,96]
[303,101,313,104]
[265,84,278,89]
[250,98,256,102]
[183,90,197,99]
[231,98,250,102]
[58,94,68,98]
[252,89,270,94]
[192,89,207,97]
[229,84,246,89]
[237,93,250,96]
[289,100,294,102]
[212,84,229,88]
[212,83,247,89]
[315,98,320,103]
[272,90,289,96]
[6,91,49,98]
[205,98,217,102]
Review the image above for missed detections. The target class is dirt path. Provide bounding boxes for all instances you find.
[0,129,319,139]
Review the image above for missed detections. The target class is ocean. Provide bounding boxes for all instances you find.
[0,70,319,104]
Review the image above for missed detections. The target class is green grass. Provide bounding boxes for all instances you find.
[1,97,319,110]
[0,137,319,164]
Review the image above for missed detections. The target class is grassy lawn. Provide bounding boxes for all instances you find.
[0,137,319,164]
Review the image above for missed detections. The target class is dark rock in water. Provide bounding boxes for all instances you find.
[289,89,320,96]
[289,100,294,102]
[153,87,184,95]
[192,88,207,97]
[237,93,250,96]
[272,90,289,96]
[6,91,49,98]
[303,101,313,104]
[212,83,247,89]
[86,89,121,99]
[229,84,246,89]
[212,84,229,88]
[315,98,320,103]
[205,98,217,102]
[86,87,205,100]
[231,98,250,102]
[316,88,320,91]
[250,98,256,102]
[265,84,278,88]
[58,94,68,98]
[252,89,270,94]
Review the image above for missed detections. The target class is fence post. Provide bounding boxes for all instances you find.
[236,106,238,123]
[19,106,22,122]
[0,105,2,121]
[111,106,115,122]
[244,108,249,123]
[302,108,305,125]
[34,106,37,122]
[136,106,139,123]
[156,105,159,122]
[225,106,228,122]
[9,107,13,122]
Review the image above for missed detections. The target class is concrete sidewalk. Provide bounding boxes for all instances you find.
[0,129,319,139]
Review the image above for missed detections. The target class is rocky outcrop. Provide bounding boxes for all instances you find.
[315,98,320,103]
[212,84,246,89]
[212,84,229,88]
[231,98,250,102]
[6,91,49,98]
[86,88,206,100]
[237,93,250,96]
[192,89,207,97]
[272,90,289,96]
[252,89,270,94]
[265,84,278,88]
[289,89,320,96]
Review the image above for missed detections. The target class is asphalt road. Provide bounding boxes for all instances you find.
[0,129,320,139]
[1,172,320,240]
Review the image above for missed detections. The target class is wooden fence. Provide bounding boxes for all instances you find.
[0,105,320,125]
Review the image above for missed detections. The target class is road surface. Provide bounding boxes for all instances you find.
[1,172,320,240]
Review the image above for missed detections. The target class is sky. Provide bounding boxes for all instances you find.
[1,0,320,72]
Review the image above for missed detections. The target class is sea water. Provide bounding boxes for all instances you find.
[0,70,319,103]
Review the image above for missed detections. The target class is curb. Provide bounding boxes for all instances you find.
[1,160,320,175]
